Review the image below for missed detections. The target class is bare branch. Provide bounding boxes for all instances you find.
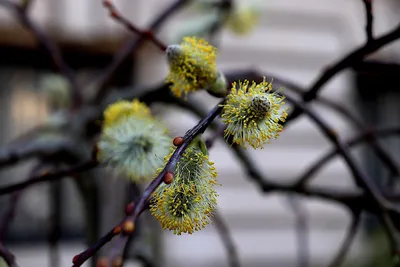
[286,196,309,267]
[286,21,400,124]
[102,0,167,52]
[0,160,97,196]
[295,127,400,187]
[326,211,361,267]
[0,243,17,267]
[361,0,374,42]
[91,0,192,103]
[213,210,241,267]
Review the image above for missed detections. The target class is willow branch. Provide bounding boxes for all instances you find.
[286,21,400,124]
[326,210,361,267]
[226,70,400,186]
[361,0,374,42]
[0,139,78,169]
[0,244,16,267]
[102,0,167,51]
[91,0,192,103]
[0,160,97,196]
[213,210,240,267]
[295,127,400,187]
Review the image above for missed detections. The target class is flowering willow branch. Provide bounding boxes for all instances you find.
[361,0,374,42]
[102,0,167,52]
[0,139,78,169]
[91,0,192,103]
[71,99,225,267]
[0,160,97,196]
[0,0,82,108]
[213,210,240,267]
[286,20,400,124]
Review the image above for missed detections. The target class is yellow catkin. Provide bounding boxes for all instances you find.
[103,99,151,128]
[150,148,219,235]
[166,37,218,98]
[220,77,289,149]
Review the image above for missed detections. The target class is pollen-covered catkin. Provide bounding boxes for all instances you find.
[165,37,218,99]
[97,99,172,182]
[220,77,289,149]
[150,137,219,235]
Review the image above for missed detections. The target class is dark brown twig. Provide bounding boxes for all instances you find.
[361,0,374,42]
[0,160,98,196]
[326,210,361,267]
[0,243,16,267]
[92,0,192,103]
[0,163,49,241]
[295,127,400,187]
[102,0,167,52]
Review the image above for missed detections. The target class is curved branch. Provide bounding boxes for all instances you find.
[326,211,361,267]
[286,21,400,124]
[213,210,241,267]
[296,127,400,187]
[91,0,192,103]
[0,160,97,196]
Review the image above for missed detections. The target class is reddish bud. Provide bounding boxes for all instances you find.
[164,172,173,184]
[110,10,119,18]
[72,255,80,264]
[112,257,123,267]
[97,257,109,267]
[122,221,135,235]
[173,136,183,146]
[103,0,112,8]
[113,226,121,235]
[125,202,134,215]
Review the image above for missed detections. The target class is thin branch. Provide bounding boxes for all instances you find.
[326,211,361,267]
[295,127,400,187]
[102,0,167,51]
[213,210,240,267]
[0,0,82,108]
[0,139,78,169]
[286,196,309,267]
[284,93,398,215]
[286,21,400,124]
[0,163,48,241]
[91,0,192,103]
[361,0,374,42]
[0,160,97,196]
[71,99,225,267]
